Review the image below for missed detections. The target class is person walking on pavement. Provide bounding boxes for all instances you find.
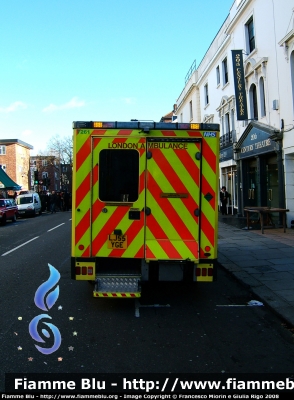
[220,186,229,215]
[50,191,57,214]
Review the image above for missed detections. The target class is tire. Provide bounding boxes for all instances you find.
[32,210,36,218]
[12,213,17,223]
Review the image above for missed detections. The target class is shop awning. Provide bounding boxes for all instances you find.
[0,168,22,191]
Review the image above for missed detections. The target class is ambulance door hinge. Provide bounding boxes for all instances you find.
[195,152,201,160]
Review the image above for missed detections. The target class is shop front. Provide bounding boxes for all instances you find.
[234,122,285,223]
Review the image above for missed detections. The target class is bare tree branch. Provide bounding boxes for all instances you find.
[46,135,73,165]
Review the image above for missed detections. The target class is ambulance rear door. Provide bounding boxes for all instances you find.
[145,137,201,261]
[91,136,146,259]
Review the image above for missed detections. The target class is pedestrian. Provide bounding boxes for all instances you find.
[64,191,70,211]
[50,191,57,213]
[220,186,229,215]
[60,192,65,211]
[56,192,61,211]
[46,191,51,212]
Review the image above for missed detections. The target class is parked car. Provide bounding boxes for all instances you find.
[16,192,42,217]
[0,198,18,225]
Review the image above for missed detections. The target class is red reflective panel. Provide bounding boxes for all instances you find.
[75,267,81,275]
[78,244,85,250]
[202,268,207,276]
[82,266,87,275]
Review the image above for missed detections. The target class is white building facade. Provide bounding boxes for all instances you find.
[175,0,294,226]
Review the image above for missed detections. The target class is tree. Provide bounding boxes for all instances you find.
[46,134,73,166]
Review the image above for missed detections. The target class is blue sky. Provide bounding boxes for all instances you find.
[0,0,233,155]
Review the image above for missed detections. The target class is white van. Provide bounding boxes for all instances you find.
[16,192,42,217]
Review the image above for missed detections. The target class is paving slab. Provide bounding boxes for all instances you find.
[218,217,294,327]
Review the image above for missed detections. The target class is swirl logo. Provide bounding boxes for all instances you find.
[29,264,62,355]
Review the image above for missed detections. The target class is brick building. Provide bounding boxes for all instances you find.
[0,139,33,192]
[30,155,60,192]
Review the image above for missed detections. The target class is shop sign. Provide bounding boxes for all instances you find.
[239,127,276,159]
[220,146,233,162]
[232,50,248,120]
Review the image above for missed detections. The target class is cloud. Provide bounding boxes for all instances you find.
[0,101,28,113]
[42,96,85,113]
[21,129,33,137]
[121,97,137,105]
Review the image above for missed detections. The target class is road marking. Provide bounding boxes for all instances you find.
[1,237,39,256]
[47,223,65,232]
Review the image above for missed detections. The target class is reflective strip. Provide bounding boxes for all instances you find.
[93,292,141,298]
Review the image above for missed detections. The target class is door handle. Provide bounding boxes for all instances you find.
[268,189,272,201]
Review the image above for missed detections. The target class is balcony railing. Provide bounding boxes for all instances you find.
[220,130,235,148]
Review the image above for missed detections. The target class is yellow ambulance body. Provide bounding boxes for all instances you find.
[71,121,219,298]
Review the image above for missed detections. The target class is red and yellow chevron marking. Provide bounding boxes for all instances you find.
[93,292,141,298]
[145,140,201,261]
[198,134,218,259]
[91,136,146,258]
[72,127,218,264]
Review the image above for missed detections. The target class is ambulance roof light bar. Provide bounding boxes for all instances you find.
[73,121,220,131]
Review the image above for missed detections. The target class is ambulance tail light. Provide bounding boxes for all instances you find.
[196,267,214,277]
[75,267,94,276]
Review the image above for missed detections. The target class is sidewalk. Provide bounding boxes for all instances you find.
[218,215,294,327]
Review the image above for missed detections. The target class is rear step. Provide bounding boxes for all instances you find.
[93,276,141,298]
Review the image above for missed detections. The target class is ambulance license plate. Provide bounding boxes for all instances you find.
[107,234,127,249]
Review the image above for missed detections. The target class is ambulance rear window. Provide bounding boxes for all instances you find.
[99,149,139,202]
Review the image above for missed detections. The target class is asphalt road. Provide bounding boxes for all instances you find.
[1,211,294,392]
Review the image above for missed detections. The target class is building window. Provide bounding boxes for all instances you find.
[204,84,209,106]
[230,109,236,142]
[259,77,266,117]
[0,146,6,155]
[222,58,228,85]
[249,83,258,120]
[225,113,230,135]
[42,159,48,167]
[246,17,255,54]
[189,100,193,120]
[216,66,220,86]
